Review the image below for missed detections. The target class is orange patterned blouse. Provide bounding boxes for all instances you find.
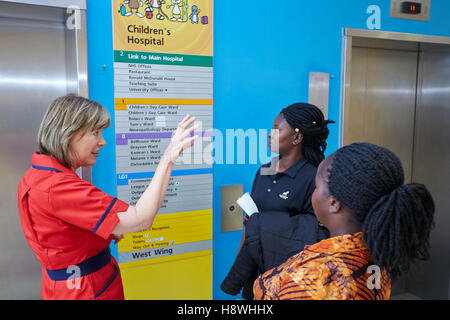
[253,232,391,300]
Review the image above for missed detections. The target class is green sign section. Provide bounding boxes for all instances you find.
[114,50,213,67]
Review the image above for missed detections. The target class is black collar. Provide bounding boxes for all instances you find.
[273,156,309,179]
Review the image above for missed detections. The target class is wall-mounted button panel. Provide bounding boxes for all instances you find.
[390,0,431,21]
[221,184,244,233]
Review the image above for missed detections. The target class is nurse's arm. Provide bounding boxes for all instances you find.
[112,115,198,235]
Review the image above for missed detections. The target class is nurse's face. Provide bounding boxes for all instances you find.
[69,129,106,170]
[268,113,297,155]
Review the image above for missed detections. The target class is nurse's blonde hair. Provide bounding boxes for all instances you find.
[37,94,110,168]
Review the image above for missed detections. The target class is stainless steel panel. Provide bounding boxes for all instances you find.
[343,47,366,146]
[339,31,352,147]
[0,1,88,299]
[345,28,450,45]
[352,36,419,51]
[221,185,243,233]
[0,0,87,10]
[65,9,91,182]
[407,45,450,299]
[308,72,330,119]
[344,45,418,183]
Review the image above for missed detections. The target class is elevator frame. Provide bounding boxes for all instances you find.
[340,28,450,147]
[339,28,450,299]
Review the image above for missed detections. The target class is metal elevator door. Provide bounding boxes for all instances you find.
[344,39,419,183]
[342,30,450,300]
[408,44,450,299]
[0,1,88,299]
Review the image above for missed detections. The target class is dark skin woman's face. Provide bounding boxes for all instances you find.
[268,113,301,155]
[312,155,364,238]
[312,158,332,227]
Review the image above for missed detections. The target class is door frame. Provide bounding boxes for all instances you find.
[339,28,450,147]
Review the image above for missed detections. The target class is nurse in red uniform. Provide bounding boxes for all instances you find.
[17,94,198,299]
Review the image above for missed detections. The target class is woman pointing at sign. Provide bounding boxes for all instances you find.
[17,94,198,300]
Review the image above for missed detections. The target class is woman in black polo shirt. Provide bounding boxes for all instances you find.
[221,103,334,299]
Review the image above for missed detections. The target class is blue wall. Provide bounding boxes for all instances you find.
[86,0,450,300]
[87,0,115,195]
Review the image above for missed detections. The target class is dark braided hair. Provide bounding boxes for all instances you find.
[280,103,335,167]
[325,142,435,280]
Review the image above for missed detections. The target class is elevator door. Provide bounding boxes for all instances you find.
[344,38,419,183]
[0,1,87,299]
[342,30,450,299]
[408,44,450,299]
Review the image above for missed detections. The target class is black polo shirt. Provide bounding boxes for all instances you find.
[248,156,317,220]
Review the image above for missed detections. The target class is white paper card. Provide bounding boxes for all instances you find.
[236,192,259,217]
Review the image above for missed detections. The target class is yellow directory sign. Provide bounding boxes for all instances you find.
[114,0,213,56]
[112,0,213,299]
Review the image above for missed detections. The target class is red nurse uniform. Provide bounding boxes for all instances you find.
[17,152,129,299]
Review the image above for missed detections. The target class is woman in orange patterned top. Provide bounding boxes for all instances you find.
[254,142,435,300]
